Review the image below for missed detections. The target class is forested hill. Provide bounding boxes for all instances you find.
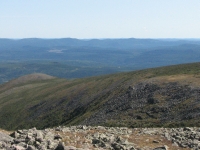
[2,38,199,49]
[0,38,200,84]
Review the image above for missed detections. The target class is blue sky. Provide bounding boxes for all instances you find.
[1,0,200,39]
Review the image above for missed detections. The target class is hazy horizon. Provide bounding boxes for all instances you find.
[1,37,200,40]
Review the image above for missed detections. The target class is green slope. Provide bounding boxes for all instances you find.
[1,62,200,130]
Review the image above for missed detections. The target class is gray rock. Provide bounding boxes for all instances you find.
[0,132,13,143]
[111,142,126,150]
[116,136,126,144]
[92,139,106,148]
[2,126,200,150]
[153,140,159,143]
[17,130,24,134]
[184,127,193,131]
[64,146,77,150]
[93,132,99,138]
[26,145,36,150]
[35,131,44,142]
[11,145,26,150]
[164,132,170,140]
[153,145,169,150]
[17,142,27,148]
[55,142,65,150]
[10,131,19,138]
[0,141,7,149]
[54,134,62,140]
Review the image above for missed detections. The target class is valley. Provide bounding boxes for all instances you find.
[1,38,200,84]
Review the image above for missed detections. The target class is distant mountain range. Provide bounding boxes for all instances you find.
[0,38,200,84]
[0,62,200,130]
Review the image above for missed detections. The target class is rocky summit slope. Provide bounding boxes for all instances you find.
[82,79,200,127]
[0,63,200,130]
[1,126,200,150]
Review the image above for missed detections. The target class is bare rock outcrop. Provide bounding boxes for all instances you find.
[0,126,200,149]
[82,82,200,127]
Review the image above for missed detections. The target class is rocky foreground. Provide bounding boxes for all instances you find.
[0,126,199,150]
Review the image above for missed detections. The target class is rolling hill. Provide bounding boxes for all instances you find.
[0,62,200,130]
[1,38,200,84]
